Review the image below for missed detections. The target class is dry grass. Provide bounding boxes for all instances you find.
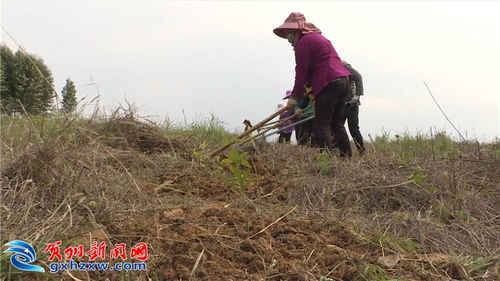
[1,109,499,280]
[262,140,499,253]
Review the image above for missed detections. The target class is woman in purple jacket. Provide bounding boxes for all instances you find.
[274,12,352,157]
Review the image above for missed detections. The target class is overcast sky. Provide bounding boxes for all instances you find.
[2,1,499,141]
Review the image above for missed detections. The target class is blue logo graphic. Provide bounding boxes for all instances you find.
[3,240,45,272]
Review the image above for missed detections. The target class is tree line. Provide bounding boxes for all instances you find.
[1,44,77,115]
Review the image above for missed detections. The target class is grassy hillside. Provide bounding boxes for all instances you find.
[1,109,499,281]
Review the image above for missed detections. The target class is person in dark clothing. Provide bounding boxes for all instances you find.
[291,85,315,146]
[339,61,366,154]
[277,105,294,143]
[293,96,315,145]
[274,12,352,157]
[278,129,292,143]
[243,119,253,132]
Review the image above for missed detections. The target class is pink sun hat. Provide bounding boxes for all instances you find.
[273,12,321,38]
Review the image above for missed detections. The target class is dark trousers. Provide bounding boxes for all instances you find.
[295,119,314,145]
[341,104,366,153]
[278,133,292,143]
[312,77,352,157]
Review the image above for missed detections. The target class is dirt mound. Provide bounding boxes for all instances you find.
[95,115,187,154]
[106,203,366,280]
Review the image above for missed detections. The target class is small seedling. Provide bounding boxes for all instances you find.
[219,148,254,189]
[410,169,440,194]
[458,256,493,274]
[362,264,389,281]
[315,150,332,175]
[192,141,209,166]
[371,234,420,254]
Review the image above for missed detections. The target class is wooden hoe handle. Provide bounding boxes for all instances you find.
[207,107,288,158]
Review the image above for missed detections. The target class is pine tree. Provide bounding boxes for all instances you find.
[61,78,77,113]
[32,54,56,113]
[0,45,17,114]
[13,51,44,114]
[0,45,55,115]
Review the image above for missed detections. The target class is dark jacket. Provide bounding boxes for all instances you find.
[342,62,363,105]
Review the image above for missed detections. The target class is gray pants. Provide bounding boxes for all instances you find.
[340,104,365,153]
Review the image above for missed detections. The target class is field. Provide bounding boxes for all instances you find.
[1,109,499,281]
